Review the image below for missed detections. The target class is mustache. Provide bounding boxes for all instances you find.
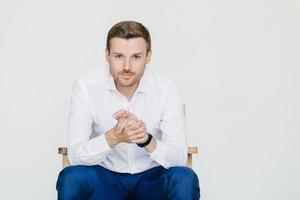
[118,71,136,76]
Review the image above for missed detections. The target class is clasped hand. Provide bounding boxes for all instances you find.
[112,109,148,144]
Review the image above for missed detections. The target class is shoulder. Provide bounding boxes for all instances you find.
[146,68,180,93]
[144,68,184,105]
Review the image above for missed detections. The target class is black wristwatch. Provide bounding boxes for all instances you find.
[137,133,153,148]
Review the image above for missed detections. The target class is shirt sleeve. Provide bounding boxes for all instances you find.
[148,81,188,168]
[67,79,112,166]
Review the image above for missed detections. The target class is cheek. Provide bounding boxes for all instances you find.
[132,60,146,70]
[109,60,123,72]
[110,59,123,66]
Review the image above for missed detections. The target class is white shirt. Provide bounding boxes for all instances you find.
[67,65,187,174]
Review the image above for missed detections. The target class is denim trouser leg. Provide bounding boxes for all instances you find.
[56,165,200,200]
[163,166,200,200]
[132,166,200,200]
[56,165,127,200]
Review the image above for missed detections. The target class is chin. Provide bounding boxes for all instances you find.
[118,80,137,87]
[118,76,139,87]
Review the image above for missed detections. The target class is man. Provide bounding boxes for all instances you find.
[56,21,200,200]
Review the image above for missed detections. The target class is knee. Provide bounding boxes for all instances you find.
[167,167,200,199]
[56,165,96,191]
[168,166,199,185]
[57,165,87,183]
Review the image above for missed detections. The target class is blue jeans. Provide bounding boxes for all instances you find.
[56,165,200,200]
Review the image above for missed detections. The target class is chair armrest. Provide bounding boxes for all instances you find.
[58,146,199,168]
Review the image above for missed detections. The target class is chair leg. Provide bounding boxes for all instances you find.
[187,154,193,168]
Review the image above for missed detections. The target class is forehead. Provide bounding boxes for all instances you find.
[109,37,147,53]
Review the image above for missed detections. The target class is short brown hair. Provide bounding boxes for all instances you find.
[106,21,151,53]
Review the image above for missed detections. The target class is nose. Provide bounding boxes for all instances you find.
[123,58,131,72]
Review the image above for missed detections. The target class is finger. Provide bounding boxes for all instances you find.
[116,111,135,121]
[131,134,149,144]
[126,123,146,136]
[126,111,135,118]
[126,119,141,128]
[124,128,136,137]
[115,120,122,134]
[127,120,143,130]
[113,109,127,117]
[119,119,128,134]
[137,123,147,133]
[120,111,130,119]
[127,114,138,121]
[138,123,147,134]
[122,116,138,129]
[116,118,127,134]
[113,109,128,120]
[128,131,147,140]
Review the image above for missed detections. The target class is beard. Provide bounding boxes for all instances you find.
[115,71,140,87]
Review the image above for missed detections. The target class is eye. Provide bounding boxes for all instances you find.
[114,54,122,59]
[133,55,141,60]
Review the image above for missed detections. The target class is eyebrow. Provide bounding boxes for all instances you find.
[111,52,143,55]
[132,52,143,55]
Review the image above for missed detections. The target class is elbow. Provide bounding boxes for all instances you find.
[67,143,105,166]
[175,146,188,166]
[160,145,187,169]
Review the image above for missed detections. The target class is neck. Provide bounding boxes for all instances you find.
[116,82,139,101]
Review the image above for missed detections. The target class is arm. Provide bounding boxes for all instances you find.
[146,81,187,168]
[67,80,112,166]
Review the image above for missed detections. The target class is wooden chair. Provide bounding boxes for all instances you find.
[58,146,198,169]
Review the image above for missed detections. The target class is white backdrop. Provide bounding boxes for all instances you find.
[0,0,299,199]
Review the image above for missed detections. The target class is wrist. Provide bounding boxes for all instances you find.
[144,137,157,153]
[137,133,153,148]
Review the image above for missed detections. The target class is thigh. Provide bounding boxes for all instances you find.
[132,166,168,200]
[56,165,127,200]
[132,166,200,200]
[90,165,130,200]
[162,166,200,200]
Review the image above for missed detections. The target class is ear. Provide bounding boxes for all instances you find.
[105,48,110,62]
[146,50,152,64]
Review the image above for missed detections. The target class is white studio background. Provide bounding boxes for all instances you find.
[0,0,299,199]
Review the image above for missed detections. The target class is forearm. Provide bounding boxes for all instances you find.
[68,131,113,166]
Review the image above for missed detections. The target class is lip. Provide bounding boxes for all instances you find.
[120,74,133,80]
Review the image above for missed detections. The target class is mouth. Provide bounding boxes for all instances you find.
[119,73,134,80]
